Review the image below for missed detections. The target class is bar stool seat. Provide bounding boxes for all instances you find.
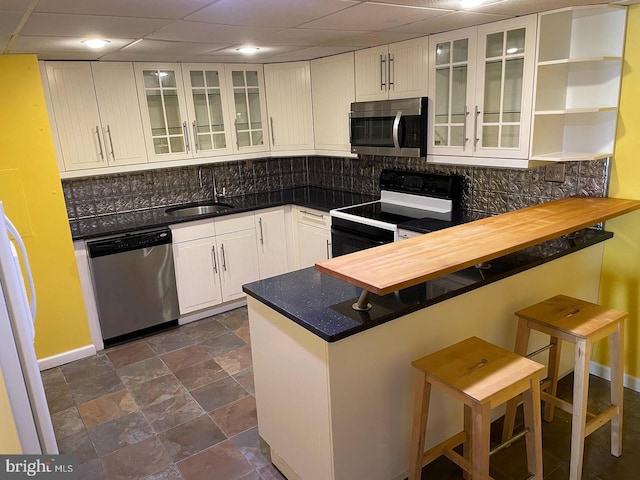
[502,294,627,480]
[409,336,545,480]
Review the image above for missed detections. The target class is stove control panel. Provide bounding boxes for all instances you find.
[380,169,460,201]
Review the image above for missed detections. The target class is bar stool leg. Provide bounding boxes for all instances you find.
[544,336,562,422]
[409,372,431,480]
[502,317,532,442]
[471,402,491,480]
[569,338,592,480]
[463,405,472,480]
[610,322,624,457]
[522,376,544,480]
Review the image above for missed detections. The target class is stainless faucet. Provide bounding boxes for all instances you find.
[198,165,224,201]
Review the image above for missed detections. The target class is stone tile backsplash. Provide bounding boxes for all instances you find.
[63,155,608,221]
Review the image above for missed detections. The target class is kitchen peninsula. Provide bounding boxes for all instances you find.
[243,197,640,480]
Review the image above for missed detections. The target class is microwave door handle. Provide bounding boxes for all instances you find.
[392,111,402,149]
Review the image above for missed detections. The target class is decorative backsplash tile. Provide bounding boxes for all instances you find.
[62,154,609,221]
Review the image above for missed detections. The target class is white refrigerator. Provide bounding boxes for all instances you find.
[0,201,58,454]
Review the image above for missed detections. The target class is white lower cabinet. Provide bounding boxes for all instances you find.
[171,213,259,315]
[296,207,331,269]
[255,207,290,279]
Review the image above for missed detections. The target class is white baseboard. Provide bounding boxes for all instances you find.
[178,298,247,326]
[590,360,640,393]
[37,344,97,371]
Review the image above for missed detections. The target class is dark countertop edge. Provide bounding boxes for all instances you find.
[243,230,613,342]
[70,187,378,241]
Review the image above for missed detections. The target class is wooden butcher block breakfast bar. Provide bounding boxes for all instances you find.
[243,196,640,480]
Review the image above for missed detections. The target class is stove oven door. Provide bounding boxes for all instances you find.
[331,217,395,257]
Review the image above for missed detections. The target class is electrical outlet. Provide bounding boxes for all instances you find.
[544,164,566,183]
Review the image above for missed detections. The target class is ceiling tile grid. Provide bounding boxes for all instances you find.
[0,0,634,62]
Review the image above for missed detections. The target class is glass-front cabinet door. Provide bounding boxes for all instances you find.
[181,64,233,157]
[428,28,477,156]
[475,15,536,159]
[134,63,191,162]
[225,65,269,153]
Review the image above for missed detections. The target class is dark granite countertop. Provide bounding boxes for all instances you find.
[242,228,613,342]
[70,187,378,240]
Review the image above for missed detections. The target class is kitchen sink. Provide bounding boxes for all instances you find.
[165,201,235,218]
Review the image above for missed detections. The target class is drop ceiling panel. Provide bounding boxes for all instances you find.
[20,13,172,38]
[260,45,359,63]
[255,28,368,46]
[148,21,279,44]
[34,0,217,19]
[99,39,223,62]
[388,11,511,35]
[333,30,425,47]
[9,36,134,60]
[474,0,611,15]
[185,45,304,63]
[0,11,22,35]
[0,36,9,50]
[300,2,449,30]
[0,0,32,12]
[186,0,359,28]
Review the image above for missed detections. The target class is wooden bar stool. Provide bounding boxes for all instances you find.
[409,336,544,480]
[502,295,626,480]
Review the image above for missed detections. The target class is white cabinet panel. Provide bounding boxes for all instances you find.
[255,207,289,279]
[45,62,148,171]
[91,63,148,166]
[173,236,222,314]
[225,64,270,154]
[297,223,331,269]
[218,228,260,302]
[428,15,537,161]
[355,38,428,102]
[264,62,314,151]
[311,53,354,152]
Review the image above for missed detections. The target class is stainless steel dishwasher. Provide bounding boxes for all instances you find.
[86,228,179,345]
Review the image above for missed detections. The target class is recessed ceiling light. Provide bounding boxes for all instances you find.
[460,0,485,8]
[82,39,110,49]
[236,46,260,54]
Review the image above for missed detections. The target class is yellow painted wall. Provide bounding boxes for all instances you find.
[0,55,91,359]
[597,5,640,377]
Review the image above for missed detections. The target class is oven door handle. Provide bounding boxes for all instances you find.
[392,111,402,149]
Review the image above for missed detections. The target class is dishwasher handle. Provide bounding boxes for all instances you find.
[87,228,173,258]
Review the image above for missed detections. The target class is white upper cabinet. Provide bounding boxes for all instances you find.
[530,5,626,161]
[428,15,537,161]
[45,62,147,171]
[134,63,191,162]
[181,64,234,157]
[310,52,355,153]
[264,62,315,152]
[354,37,428,102]
[225,64,270,154]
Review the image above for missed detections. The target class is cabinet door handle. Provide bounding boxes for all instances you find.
[380,54,387,91]
[473,106,480,151]
[258,218,264,244]
[105,125,115,159]
[95,126,104,160]
[183,121,190,153]
[221,244,227,271]
[388,53,394,90]
[270,117,275,145]
[211,245,218,273]
[192,120,199,152]
[301,209,323,219]
[234,119,239,149]
[326,239,331,259]
[463,106,469,151]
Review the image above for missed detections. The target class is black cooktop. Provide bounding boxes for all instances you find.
[337,200,454,225]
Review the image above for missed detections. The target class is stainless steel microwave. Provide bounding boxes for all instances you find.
[349,97,428,157]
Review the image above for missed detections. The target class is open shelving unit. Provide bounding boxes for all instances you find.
[530,5,627,162]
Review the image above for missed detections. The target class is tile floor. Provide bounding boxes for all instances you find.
[41,307,285,480]
[42,306,640,480]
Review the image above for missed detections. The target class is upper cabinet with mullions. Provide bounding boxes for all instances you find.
[133,63,268,162]
[428,15,537,160]
[354,37,428,102]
